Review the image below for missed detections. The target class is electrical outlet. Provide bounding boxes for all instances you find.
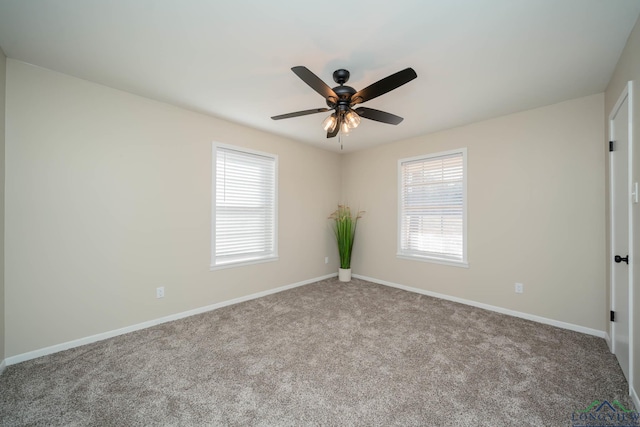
[156,287,165,299]
[325,256,329,264]
[515,283,524,294]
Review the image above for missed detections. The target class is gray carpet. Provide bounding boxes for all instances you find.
[0,277,633,426]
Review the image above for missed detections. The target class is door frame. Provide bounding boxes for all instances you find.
[608,80,634,395]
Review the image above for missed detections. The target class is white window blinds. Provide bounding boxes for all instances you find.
[399,149,467,265]
[212,144,277,268]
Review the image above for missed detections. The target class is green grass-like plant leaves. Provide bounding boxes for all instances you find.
[329,205,365,269]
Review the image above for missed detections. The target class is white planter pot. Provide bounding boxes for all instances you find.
[338,268,352,282]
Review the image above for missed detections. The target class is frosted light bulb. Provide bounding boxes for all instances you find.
[322,114,337,132]
[345,110,361,129]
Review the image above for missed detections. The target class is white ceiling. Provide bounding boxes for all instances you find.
[0,1,639,153]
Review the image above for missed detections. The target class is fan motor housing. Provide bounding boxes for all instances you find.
[327,85,356,108]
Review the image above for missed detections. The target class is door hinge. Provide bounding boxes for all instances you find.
[609,140,615,152]
[610,310,616,322]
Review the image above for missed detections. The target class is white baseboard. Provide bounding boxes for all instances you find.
[632,386,640,412]
[604,332,612,351]
[0,359,6,376]
[353,274,607,338]
[6,273,337,366]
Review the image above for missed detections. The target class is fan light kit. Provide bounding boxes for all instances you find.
[272,66,417,148]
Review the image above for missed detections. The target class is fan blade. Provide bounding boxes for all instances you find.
[271,108,330,120]
[354,107,404,125]
[351,68,417,105]
[291,66,338,102]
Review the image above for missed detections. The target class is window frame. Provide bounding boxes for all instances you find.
[397,148,468,268]
[210,142,278,270]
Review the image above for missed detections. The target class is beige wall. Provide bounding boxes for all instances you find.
[342,94,606,331]
[4,60,341,357]
[605,14,640,402]
[0,57,615,359]
[0,48,6,363]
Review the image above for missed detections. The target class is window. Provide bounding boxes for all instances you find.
[211,143,278,269]
[398,148,467,267]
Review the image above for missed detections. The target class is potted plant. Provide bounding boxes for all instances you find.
[329,205,365,282]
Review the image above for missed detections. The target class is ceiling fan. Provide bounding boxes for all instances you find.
[271,66,417,138]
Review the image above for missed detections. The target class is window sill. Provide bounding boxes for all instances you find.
[397,254,469,268]
[210,256,279,271]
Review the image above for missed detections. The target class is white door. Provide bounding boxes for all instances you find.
[610,86,631,383]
